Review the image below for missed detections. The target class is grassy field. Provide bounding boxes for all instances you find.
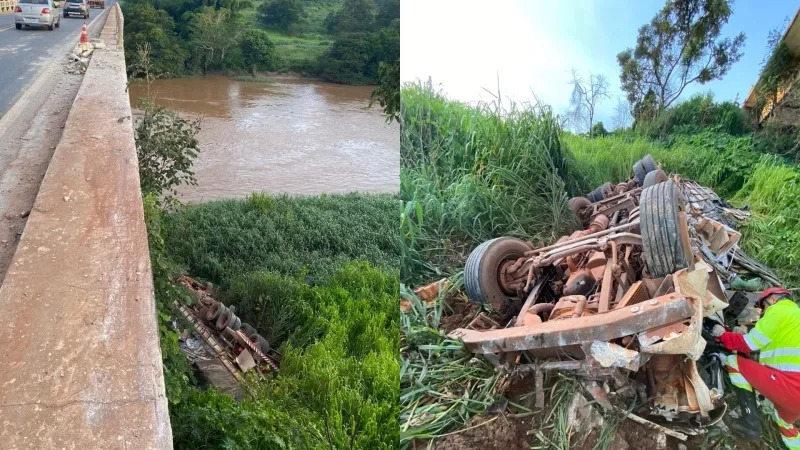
[147,192,400,449]
[237,0,340,74]
[399,83,800,448]
[265,31,334,73]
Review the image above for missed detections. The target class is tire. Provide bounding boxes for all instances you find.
[240,322,257,337]
[64,12,68,17]
[205,301,226,321]
[641,154,657,172]
[216,310,240,331]
[229,315,242,331]
[15,23,21,29]
[48,23,54,30]
[464,237,532,308]
[568,197,591,216]
[55,18,59,27]
[249,333,270,354]
[643,169,668,188]
[639,179,693,278]
[633,160,648,186]
[587,182,612,203]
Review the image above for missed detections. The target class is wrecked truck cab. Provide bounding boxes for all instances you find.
[454,173,767,429]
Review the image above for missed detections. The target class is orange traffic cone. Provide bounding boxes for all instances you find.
[80,22,88,45]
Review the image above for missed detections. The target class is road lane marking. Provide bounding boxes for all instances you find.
[0,25,13,32]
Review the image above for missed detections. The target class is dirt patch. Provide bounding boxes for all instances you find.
[413,415,533,450]
[440,296,482,333]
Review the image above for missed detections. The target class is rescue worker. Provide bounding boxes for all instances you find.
[712,286,800,448]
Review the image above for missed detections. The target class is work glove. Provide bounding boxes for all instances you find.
[718,332,740,351]
[711,324,727,338]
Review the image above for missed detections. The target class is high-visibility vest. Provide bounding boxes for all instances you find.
[743,299,800,372]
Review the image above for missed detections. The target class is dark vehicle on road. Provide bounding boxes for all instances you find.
[62,0,89,18]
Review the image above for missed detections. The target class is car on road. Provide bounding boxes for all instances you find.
[14,0,60,31]
[62,0,89,18]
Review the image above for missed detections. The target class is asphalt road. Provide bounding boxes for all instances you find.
[0,4,112,117]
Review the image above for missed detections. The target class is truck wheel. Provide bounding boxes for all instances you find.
[568,196,591,216]
[15,23,21,29]
[643,169,668,188]
[587,182,612,203]
[464,237,532,309]
[240,322,256,337]
[640,179,693,278]
[248,333,270,355]
[641,154,657,172]
[205,301,226,321]
[633,160,648,186]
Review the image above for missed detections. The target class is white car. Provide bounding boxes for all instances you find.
[14,0,60,31]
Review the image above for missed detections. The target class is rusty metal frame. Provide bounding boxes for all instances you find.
[449,293,693,354]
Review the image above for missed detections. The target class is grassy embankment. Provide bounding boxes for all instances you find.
[400,84,800,448]
[242,0,338,74]
[146,193,400,449]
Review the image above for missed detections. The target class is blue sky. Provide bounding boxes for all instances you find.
[401,0,799,129]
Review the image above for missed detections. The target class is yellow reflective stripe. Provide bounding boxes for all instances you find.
[726,354,739,369]
[760,348,800,359]
[728,373,752,391]
[746,328,771,349]
[760,348,800,373]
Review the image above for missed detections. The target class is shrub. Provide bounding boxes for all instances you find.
[638,93,752,140]
[135,101,201,201]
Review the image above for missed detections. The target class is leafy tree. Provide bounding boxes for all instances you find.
[258,0,304,32]
[591,121,608,137]
[567,69,610,135]
[374,0,399,29]
[135,100,201,201]
[240,29,276,75]
[122,2,188,78]
[188,7,244,72]
[325,0,376,34]
[368,18,399,120]
[617,0,745,118]
[370,60,399,123]
[318,32,378,84]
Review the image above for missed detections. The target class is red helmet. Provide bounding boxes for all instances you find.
[757,286,791,307]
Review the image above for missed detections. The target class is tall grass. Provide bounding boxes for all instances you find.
[400,85,800,447]
[399,284,502,447]
[401,84,581,284]
[162,192,399,287]
[149,192,399,449]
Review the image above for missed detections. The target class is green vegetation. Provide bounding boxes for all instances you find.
[147,193,400,449]
[121,0,398,82]
[400,284,503,446]
[617,0,745,119]
[134,91,400,448]
[400,82,800,447]
[134,99,201,202]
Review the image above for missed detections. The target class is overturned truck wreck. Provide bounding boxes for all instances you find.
[451,155,778,433]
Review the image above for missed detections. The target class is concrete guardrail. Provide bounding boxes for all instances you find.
[0,4,172,448]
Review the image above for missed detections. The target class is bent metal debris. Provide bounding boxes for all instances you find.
[447,155,779,438]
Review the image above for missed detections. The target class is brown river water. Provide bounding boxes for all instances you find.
[128,76,399,203]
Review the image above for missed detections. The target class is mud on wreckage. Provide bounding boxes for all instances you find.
[451,155,780,440]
